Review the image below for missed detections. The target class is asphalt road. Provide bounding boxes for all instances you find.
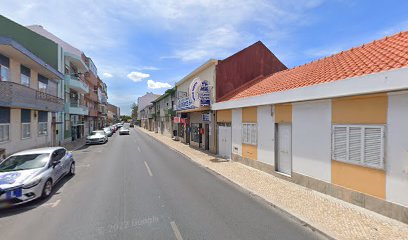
[0,126,325,240]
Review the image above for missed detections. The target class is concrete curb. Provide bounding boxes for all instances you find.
[136,127,336,240]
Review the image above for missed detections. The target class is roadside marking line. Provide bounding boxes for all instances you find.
[76,164,91,168]
[144,161,153,177]
[51,199,61,208]
[137,146,141,152]
[170,221,183,240]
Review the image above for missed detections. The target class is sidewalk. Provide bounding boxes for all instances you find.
[137,127,408,240]
[61,137,86,151]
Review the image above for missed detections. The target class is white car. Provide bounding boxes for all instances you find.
[86,130,108,144]
[119,127,130,135]
[0,147,75,206]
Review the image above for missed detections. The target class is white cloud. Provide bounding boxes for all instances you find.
[147,80,172,89]
[102,72,113,78]
[127,71,150,82]
[137,66,160,71]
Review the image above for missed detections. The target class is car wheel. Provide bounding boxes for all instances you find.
[42,179,53,198]
[69,162,75,176]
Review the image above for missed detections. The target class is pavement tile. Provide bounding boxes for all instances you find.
[138,127,408,240]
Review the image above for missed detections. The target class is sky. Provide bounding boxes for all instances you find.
[0,0,407,115]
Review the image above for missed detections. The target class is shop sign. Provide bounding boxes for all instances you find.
[173,117,181,123]
[176,78,211,110]
[202,113,211,122]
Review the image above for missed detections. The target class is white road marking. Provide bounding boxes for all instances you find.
[137,146,141,152]
[170,221,183,240]
[144,161,153,177]
[51,199,61,208]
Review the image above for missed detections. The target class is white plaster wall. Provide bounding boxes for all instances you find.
[232,108,242,155]
[292,100,332,182]
[257,105,275,165]
[386,92,408,207]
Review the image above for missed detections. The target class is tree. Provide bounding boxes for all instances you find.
[120,115,132,122]
[131,103,138,121]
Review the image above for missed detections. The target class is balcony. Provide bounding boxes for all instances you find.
[86,90,98,102]
[0,81,64,112]
[164,108,176,117]
[65,74,89,94]
[89,109,98,117]
[65,102,88,115]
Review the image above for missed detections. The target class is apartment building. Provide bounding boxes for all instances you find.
[0,37,64,156]
[212,31,408,223]
[107,103,120,124]
[151,88,176,137]
[84,56,99,134]
[97,76,108,129]
[137,92,160,121]
[139,104,155,131]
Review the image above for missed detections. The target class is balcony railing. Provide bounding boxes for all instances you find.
[86,90,98,102]
[0,81,64,112]
[65,74,89,93]
[66,101,88,115]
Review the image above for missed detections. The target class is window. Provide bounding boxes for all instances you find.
[0,54,9,81]
[242,123,257,145]
[332,125,384,169]
[20,65,31,87]
[21,109,31,139]
[38,111,48,136]
[191,123,200,143]
[38,74,48,92]
[0,107,10,142]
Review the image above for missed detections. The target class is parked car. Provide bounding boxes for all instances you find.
[103,127,113,137]
[110,125,117,133]
[119,127,130,135]
[129,124,134,128]
[87,130,108,144]
[116,123,123,128]
[0,147,75,207]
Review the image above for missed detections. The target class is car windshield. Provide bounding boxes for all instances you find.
[0,153,50,172]
[91,131,105,136]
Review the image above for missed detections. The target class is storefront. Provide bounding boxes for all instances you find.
[175,60,217,153]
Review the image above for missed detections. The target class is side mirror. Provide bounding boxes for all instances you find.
[52,160,61,167]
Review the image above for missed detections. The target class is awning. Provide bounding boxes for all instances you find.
[177,106,210,113]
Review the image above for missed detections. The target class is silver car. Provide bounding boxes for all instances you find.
[87,130,108,144]
[0,147,75,207]
[119,127,130,135]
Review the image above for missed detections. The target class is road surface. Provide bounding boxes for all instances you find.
[0,126,325,240]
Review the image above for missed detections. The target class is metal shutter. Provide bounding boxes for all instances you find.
[363,127,384,168]
[0,107,10,123]
[21,109,31,123]
[333,126,347,161]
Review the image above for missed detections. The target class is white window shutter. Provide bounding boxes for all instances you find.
[363,127,383,168]
[242,124,248,144]
[251,124,257,145]
[348,127,362,164]
[333,126,347,161]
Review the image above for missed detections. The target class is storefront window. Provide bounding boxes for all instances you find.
[191,123,200,143]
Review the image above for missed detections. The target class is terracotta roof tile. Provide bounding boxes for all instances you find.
[220,31,408,102]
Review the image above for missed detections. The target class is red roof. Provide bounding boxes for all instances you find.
[219,31,408,102]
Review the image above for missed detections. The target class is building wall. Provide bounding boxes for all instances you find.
[257,105,275,165]
[0,15,59,70]
[331,94,387,199]
[386,92,408,206]
[216,110,232,123]
[1,109,51,155]
[216,41,287,101]
[292,100,332,182]
[232,108,242,156]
